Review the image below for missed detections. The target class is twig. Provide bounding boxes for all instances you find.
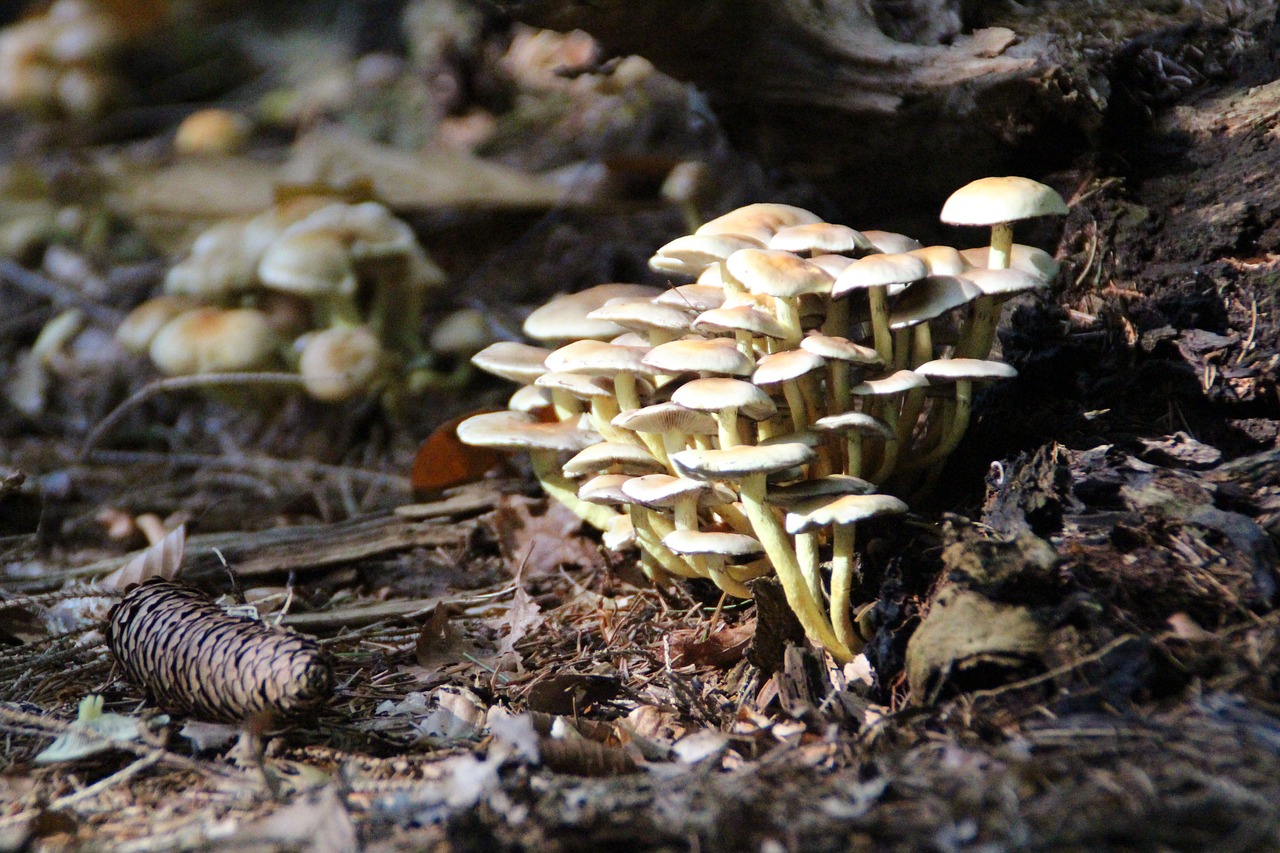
[79,373,306,458]
[0,704,238,780]
[0,257,124,327]
[83,449,410,490]
[48,752,165,810]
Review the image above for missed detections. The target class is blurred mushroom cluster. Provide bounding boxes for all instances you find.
[117,196,447,401]
[459,176,1067,662]
[0,0,126,118]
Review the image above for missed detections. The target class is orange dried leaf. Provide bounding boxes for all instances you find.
[97,524,185,592]
[411,410,509,495]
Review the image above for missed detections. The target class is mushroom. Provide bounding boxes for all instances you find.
[257,228,361,327]
[149,307,277,376]
[671,442,852,662]
[654,284,727,312]
[726,249,833,347]
[799,332,883,412]
[116,296,198,355]
[696,203,823,245]
[832,252,928,366]
[662,529,766,597]
[543,339,658,413]
[860,230,924,255]
[535,371,625,439]
[909,357,1017,469]
[670,377,776,448]
[768,223,872,257]
[297,325,386,401]
[456,410,610,530]
[767,474,875,603]
[523,284,662,343]
[812,411,895,481]
[907,245,971,276]
[953,267,1046,360]
[958,244,1059,280]
[752,349,826,432]
[649,234,763,287]
[642,338,754,379]
[785,493,907,654]
[174,108,250,157]
[585,298,695,348]
[470,341,550,385]
[578,474,696,583]
[691,304,788,365]
[940,176,1068,272]
[612,402,719,458]
[848,369,930,484]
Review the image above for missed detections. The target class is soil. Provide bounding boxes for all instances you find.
[1,2,1280,851]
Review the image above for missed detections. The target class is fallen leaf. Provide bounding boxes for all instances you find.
[526,674,621,716]
[34,695,151,764]
[97,524,185,591]
[414,604,472,669]
[234,786,357,853]
[489,494,607,577]
[669,620,755,668]
[490,582,543,660]
[411,411,509,495]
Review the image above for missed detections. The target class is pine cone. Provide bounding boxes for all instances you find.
[106,579,333,722]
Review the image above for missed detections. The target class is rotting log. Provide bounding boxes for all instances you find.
[490,0,1271,231]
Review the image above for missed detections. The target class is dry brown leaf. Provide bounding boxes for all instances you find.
[97,524,185,592]
[489,494,607,578]
[234,786,357,853]
[669,620,755,668]
[491,582,544,661]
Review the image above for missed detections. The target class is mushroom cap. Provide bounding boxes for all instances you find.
[298,325,384,401]
[257,228,358,297]
[785,493,908,534]
[766,474,876,508]
[671,378,777,421]
[282,201,417,260]
[174,108,249,157]
[654,284,727,312]
[544,339,657,377]
[609,332,652,349]
[578,473,636,506]
[726,249,834,298]
[471,341,550,384]
[832,253,928,297]
[888,275,982,329]
[603,513,636,550]
[696,203,823,243]
[808,254,857,278]
[621,474,735,509]
[586,298,694,334]
[149,307,277,376]
[456,410,600,453]
[959,244,1059,280]
[799,333,883,367]
[768,223,872,255]
[508,384,553,413]
[692,305,788,340]
[672,442,816,481]
[116,295,198,354]
[649,234,763,276]
[812,411,896,438]
[861,230,924,254]
[662,529,764,560]
[612,402,718,435]
[752,349,825,385]
[164,219,258,299]
[940,177,1068,227]
[535,371,616,400]
[562,441,666,477]
[429,308,493,356]
[523,284,662,342]
[960,267,1046,298]
[850,369,930,396]
[643,338,753,376]
[915,357,1017,382]
[907,245,971,276]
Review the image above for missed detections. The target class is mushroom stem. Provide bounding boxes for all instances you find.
[830,361,851,412]
[988,222,1014,271]
[795,531,824,604]
[773,297,803,348]
[956,297,1002,360]
[738,474,851,662]
[716,406,743,448]
[907,378,973,470]
[823,296,849,339]
[702,554,752,598]
[634,509,701,579]
[781,380,808,432]
[895,324,933,448]
[869,402,901,485]
[845,433,864,480]
[830,524,864,655]
[868,285,892,365]
[614,372,641,411]
[529,451,619,532]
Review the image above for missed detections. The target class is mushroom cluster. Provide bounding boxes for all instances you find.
[458,176,1067,662]
[117,197,446,401]
[0,0,124,119]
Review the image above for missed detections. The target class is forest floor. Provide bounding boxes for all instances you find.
[2,2,1280,851]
